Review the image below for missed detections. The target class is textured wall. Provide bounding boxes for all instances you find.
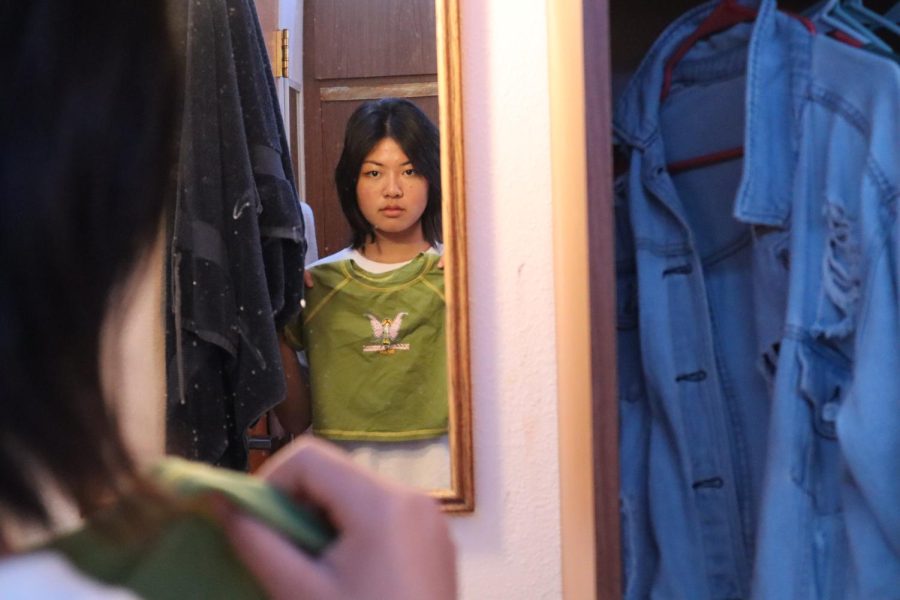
[451,0,563,597]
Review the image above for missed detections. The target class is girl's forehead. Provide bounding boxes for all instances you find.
[363,137,411,163]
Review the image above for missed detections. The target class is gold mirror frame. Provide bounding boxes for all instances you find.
[434,0,473,513]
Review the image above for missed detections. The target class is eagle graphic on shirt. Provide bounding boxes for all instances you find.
[363,312,410,354]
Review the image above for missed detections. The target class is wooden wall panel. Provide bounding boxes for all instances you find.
[313,0,437,79]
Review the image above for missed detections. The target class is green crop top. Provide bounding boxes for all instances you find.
[284,252,448,441]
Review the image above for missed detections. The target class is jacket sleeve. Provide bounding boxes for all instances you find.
[838,232,900,596]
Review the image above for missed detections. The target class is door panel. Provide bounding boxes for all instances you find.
[313,0,437,80]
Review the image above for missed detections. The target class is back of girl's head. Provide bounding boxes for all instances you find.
[0,1,177,525]
[334,98,442,249]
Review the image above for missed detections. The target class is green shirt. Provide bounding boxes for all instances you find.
[285,252,448,441]
[43,458,335,600]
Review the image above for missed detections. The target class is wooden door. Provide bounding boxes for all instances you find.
[302,0,439,258]
[584,1,621,596]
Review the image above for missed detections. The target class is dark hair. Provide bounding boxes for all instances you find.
[0,2,177,524]
[334,98,442,249]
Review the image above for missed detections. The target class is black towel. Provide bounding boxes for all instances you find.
[165,0,306,469]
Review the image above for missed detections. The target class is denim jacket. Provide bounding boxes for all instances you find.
[738,2,900,598]
[614,2,777,597]
[615,1,900,598]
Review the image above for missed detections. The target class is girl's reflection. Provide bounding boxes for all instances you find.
[280,98,449,489]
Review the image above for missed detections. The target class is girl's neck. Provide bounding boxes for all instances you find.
[360,230,430,264]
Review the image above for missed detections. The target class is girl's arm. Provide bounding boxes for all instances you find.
[274,335,312,434]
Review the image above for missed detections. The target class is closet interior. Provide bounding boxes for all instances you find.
[594,1,900,598]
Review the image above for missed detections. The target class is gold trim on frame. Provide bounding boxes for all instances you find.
[435,0,473,513]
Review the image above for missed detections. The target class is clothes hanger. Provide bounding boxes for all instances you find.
[886,2,900,21]
[660,0,758,102]
[837,2,894,46]
[661,0,815,174]
[667,147,746,175]
[856,0,900,18]
[817,0,893,49]
[830,1,900,56]
[844,1,900,37]
[815,0,865,42]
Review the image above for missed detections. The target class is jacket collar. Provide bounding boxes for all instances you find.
[614,0,767,150]
[734,0,812,227]
[613,0,809,227]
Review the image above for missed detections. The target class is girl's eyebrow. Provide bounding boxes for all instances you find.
[361,160,413,167]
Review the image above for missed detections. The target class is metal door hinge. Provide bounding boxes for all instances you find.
[275,28,289,78]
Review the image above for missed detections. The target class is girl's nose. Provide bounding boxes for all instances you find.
[383,174,402,197]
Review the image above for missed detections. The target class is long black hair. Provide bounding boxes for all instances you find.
[334,98,442,249]
[0,1,177,525]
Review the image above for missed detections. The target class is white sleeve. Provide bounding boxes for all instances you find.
[0,552,141,600]
[300,202,319,265]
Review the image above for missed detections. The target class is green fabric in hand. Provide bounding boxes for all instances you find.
[44,458,336,600]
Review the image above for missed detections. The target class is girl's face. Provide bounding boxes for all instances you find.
[356,137,429,241]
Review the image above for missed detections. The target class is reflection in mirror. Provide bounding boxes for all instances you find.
[278,98,450,491]
[164,0,472,511]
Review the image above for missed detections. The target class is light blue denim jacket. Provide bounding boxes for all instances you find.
[614,2,777,597]
[615,0,900,598]
[738,2,900,598]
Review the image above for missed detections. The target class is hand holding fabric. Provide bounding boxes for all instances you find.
[223,437,457,600]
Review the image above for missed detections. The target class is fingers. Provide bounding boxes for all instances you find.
[223,511,335,600]
[257,436,413,530]
[437,255,445,269]
[232,438,457,600]
[304,269,314,288]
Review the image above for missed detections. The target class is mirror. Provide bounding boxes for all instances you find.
[165,0,472,512]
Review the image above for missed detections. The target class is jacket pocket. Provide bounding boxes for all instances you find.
[790,341,850,516]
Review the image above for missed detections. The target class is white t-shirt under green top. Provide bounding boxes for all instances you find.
[312,246,439,273]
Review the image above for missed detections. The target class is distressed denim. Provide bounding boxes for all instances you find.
[615,0,900,597]
[614,2,776,597]
[737,2,900,598]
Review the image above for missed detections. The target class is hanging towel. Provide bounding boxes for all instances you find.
[165,0,306,469]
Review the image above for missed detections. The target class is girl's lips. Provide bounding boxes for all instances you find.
[380,206,404,216]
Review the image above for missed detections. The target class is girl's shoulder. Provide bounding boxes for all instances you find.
[308,247,355,270]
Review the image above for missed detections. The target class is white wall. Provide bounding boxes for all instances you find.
[451,0,563,598]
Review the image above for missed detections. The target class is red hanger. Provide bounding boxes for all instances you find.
[661,0,757,102]
[661,0,816,174]
[667,147,745,175]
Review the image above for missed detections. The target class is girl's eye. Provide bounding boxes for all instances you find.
[403,168,418,176]
[364,170,380,178]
